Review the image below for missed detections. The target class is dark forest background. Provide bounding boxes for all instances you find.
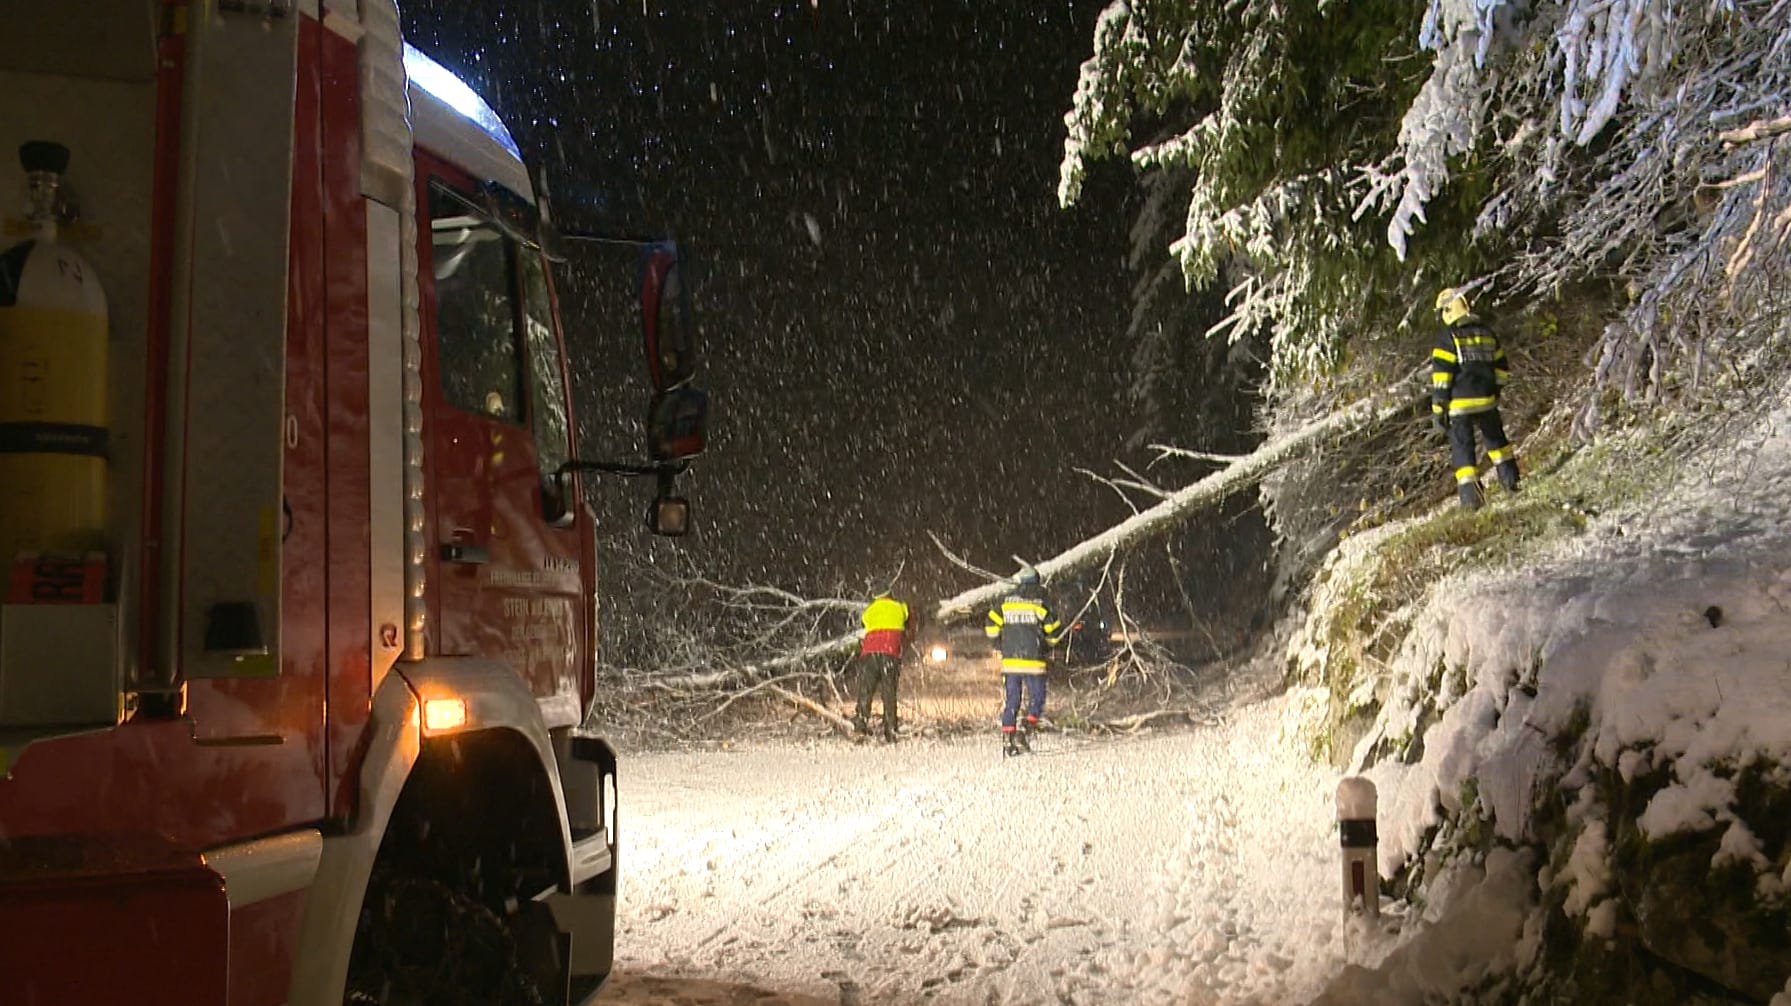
[402,1,1276,646]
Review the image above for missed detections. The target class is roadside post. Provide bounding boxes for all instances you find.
[1337,777,1379,918]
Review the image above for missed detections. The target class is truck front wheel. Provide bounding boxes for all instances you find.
[344,873,545,1006]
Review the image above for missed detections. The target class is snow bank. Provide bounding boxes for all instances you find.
[1329,393,1791,996]
[1309,847,1538,1006]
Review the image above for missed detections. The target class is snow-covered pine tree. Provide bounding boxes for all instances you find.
[1119,163,1268,451]
[1060,0,1441,388]
[1066,0,1791,422]
[1060,0,1453,608]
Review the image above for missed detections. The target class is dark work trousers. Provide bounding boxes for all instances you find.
[1000,672,1047,731]
[854,653,900,732]
[1448,409,1515,481]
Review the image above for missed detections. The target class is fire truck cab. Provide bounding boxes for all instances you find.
[0,2,700,1003]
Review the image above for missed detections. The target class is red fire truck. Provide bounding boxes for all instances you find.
[0,2,706,1003]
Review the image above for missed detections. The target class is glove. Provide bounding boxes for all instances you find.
[1430,411,1448,435]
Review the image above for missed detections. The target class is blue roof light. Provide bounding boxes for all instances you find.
[402,42,523,160]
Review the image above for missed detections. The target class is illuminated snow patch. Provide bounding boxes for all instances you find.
[402,43,522,160]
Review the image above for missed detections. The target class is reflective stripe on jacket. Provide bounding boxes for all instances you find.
[1431,319,1509,417]
[984,588,1062,672]
[860,595,909,657]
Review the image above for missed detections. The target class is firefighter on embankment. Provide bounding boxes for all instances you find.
[853,591,911,741]
[1430,286,1520,510]
[985,565,1065,757]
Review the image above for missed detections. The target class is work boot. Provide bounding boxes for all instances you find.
[1457,480,1484,511]
[1002,731,1022,757]
[1495,460,1519,492]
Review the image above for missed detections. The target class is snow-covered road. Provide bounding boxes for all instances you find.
[596,696,1360,1005]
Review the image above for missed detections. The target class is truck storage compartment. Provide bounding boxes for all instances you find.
[0,0,156,760]
[0,833,229,1006]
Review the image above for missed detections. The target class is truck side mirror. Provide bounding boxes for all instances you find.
[640,244,696,392]
[548,234,707,539]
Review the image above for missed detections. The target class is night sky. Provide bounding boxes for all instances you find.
[401,2,1149,605]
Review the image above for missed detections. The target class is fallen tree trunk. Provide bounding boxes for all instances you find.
[930,376,1425,622]
[644,376,1423,693]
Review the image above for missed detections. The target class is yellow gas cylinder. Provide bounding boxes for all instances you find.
[0,141,108,566]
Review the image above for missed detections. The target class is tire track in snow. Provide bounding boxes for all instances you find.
[618,740,1026,999]
[693,767,999,993]
[738,740,1090,1002]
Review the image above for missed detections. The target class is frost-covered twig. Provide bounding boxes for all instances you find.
[1146,443,1249,467]
[1074,466,1152,513]
[927,530,1005,585]
[1076,463,1171,511]
[1719,113,1791,145]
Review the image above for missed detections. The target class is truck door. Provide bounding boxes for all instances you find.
[417,161,584,717]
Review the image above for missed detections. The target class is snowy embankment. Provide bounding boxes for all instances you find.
[1314,391,1791,1003]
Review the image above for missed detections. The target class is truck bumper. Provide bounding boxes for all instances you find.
[546,733,617,1000]
[0,834,229,1006]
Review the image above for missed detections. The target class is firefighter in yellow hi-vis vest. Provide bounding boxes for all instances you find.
[985,566,1065,757]
[1430,287,1519,511]
[853,592,911,741]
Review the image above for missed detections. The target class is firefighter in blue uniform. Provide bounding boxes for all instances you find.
[985,565,1065,756]
[1430,287,1519,510]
